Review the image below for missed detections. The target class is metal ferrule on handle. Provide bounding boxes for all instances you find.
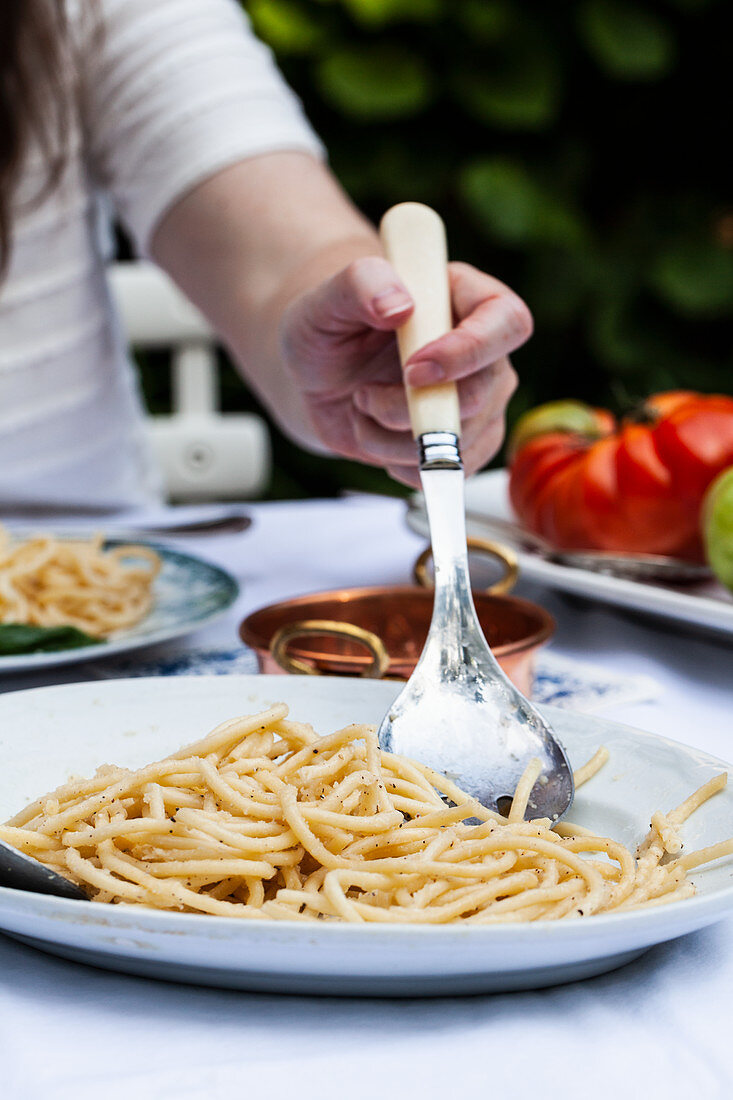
[418,431,462,472]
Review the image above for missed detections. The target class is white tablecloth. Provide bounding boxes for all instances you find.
[1,495,732,1100]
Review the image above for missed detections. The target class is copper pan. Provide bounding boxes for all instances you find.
[239,538,555,698]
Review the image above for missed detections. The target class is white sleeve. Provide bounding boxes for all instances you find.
[80,0,325,254]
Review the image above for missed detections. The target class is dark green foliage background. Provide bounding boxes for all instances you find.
[143,0,732,498]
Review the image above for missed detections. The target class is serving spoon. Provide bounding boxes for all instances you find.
[0,837,88,901]
[377,203,574,820]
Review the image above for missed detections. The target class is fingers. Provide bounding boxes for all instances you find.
[454,356,518,423]
[354,357,518,436]
[448,261,517,318]
[290,255,526,488]
[386,465,422,491]
[349,359,516,492]
[353,383,412,432]
[461,414,508,478]
[301,255,414,336]
[403,263,532,388]
[352,413,419,466]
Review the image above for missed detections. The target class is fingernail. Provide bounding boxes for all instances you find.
[372,288,412,318]
[405,360,446,386]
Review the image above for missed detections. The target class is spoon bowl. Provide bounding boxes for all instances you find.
[0,837,88,901]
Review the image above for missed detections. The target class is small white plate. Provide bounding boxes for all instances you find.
[0,541,239,673]
[0,675,731,996]
[408,469,733,638]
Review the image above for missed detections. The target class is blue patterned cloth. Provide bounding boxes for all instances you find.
[88,644,658,714]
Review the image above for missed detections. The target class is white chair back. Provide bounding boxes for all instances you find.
[108,261,270,500]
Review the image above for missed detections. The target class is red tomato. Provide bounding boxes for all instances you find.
[508,433,583,530]
[508,392,733,561]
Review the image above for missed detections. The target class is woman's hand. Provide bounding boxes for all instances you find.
[152,153,530,485]
[280,255,530,487]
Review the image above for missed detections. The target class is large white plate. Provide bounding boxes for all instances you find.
[408,469,733,638]
[0,675,731,996]
[0,541,239,673]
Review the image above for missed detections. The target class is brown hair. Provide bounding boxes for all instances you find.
[0,1,72,277]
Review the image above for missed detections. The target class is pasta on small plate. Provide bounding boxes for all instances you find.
[0,530,238,672]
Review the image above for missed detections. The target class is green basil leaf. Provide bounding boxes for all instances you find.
[0,624,104,655]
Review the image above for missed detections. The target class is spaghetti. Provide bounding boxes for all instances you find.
[0,527,160,637]
[1,705,731,923]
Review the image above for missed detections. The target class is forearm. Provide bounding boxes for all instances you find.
[227,232,382,452]
[151,153,381,450]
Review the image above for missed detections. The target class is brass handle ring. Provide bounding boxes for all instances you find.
[270,619,391,679]
[413,536,519,595]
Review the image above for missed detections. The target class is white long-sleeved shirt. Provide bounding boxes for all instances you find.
[0,0,322,511]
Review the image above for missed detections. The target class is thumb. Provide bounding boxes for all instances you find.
[303,256,414,336]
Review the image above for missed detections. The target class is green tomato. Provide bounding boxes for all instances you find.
[703,466,733,592]
[508,399,605,460]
